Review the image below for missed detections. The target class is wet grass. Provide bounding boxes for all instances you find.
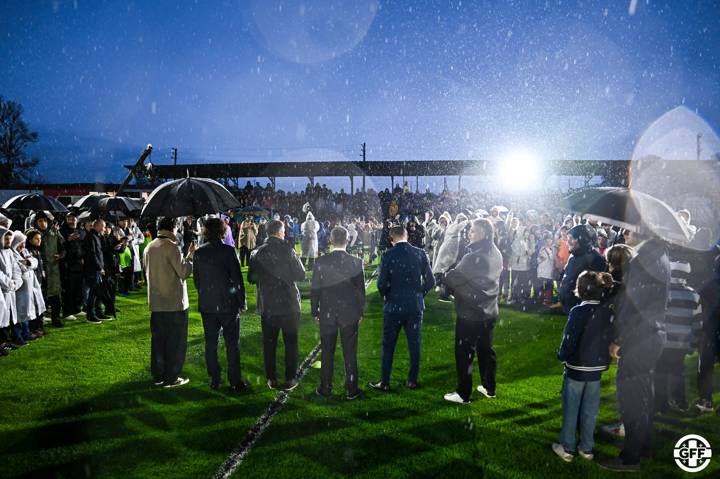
[0,260,718,478]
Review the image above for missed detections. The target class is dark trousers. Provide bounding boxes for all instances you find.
[654,348,687,411]
[261,314,299,382]
[150,310,189,384]
[455,315,497,401]
[121,267,133,294]
[47,295,62,323]
[381,312,422,385]
[617,335,664,465]
[319,320,359,394]
[511,270,531,302]
[103,277,117,316]
[62,270,83,316]
[202,313,241,387]
[239,246,251,267]
[698,315,720,402]
[86,273,104,320]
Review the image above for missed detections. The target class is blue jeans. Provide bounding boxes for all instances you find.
[559,374,601,453]
[381,312,423,385]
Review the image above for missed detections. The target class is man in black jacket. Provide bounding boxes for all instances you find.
[599,230,670,472]
[559,224,607,314]
[83,219,106,325]
[60,213,84,318]
[311,226,365,399]
[248,219,306,390]
[442,218,503,404]
[193,217,248,392]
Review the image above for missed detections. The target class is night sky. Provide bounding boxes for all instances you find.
[1,0,719,187]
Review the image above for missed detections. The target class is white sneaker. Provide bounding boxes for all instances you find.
[477,385,496,398]
[444,392,470,404]
[76,311,87,317]
[552,443,574,462]
[164,377,190,388]
[578,450,594,461]
[64,315,77,321]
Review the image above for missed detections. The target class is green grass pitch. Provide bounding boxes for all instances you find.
[1,266,718,478]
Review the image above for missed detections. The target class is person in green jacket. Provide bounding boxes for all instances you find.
[118,237,133,297]
[35,211,66,327]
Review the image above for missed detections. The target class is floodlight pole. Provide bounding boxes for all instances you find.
[117,144,153,196]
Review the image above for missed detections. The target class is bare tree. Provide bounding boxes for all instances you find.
[0,97,41,185]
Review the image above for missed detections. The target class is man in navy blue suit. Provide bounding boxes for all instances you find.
[369,225,435,392]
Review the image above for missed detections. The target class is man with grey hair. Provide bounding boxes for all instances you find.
[311,226,365,399]
[442,218,503,404]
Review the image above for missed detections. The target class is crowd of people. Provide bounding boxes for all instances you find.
[1,182,719,474]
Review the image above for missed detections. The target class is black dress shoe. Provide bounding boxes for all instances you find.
[406,381,419,390]
[368,381,390,392]
[231,380,250,393]
[315,387,332,398]
[209,380,220,390]
[346,390,363,400]
[51,320,64,328]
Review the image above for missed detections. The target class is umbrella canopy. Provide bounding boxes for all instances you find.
[563,187,692,244]
[492,205,509,214]
[141,177,240,219]
[238,204,270,216]
[2,193,68,213]
[91,196,142,219]
[476,209,490,217]
[72,193,110,209]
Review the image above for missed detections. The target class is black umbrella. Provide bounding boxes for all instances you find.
[564,187,692,243]
[72,193,110,209]
[2,193,69,213]
[141,177,240,219]
[238,205,270,216]
[91,196,142,218]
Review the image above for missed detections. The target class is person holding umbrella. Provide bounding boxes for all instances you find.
[598,229,670,472]
[143,217,196,388]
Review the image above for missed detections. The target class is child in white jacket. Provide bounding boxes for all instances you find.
[11,231,46,342]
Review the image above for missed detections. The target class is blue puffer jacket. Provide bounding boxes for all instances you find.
[557,301,613,381]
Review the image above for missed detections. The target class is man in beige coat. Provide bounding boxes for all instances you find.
[144,217,196,388]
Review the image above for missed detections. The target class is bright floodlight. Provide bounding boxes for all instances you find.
[498,149,540,190]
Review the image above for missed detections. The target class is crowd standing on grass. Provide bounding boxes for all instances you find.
[1,183,719,473]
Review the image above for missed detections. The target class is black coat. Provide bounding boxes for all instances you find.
[310,250,365,325]
[444,239,503,320]
[614,238,670,350]
[60,225,84,273]
[559,248,607,313]
[248,236,306,318]
[83,230,104,277]
[193,240,246,314]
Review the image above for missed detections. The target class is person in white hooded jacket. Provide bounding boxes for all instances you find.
[11,231,45,342]
[0,227,22,347]
[300,211,320,269]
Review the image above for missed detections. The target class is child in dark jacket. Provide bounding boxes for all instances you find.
[552,270,615,462]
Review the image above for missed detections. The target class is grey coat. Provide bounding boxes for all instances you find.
[444,239,503,319]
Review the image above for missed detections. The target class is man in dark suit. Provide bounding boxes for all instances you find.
[443,218,503,404]
[193,217,248,392]
[311,226,365,399]
[248,219,306,390]
[369,225,435,392]
[599,230,670,473]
